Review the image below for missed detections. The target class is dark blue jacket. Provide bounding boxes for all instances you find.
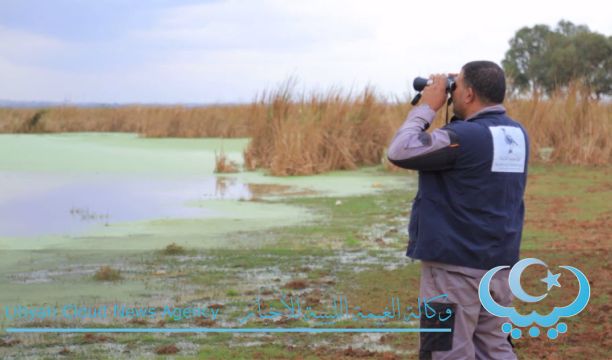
[395,108,529,270]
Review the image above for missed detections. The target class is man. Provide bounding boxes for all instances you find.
[387,61,528,360]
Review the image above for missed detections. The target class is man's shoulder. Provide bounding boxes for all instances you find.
[447,113,525,132]
[443,118,489,136]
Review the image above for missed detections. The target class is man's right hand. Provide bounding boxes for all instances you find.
[420,74,449,112]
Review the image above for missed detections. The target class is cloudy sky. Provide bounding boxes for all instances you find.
[0,0,609,104]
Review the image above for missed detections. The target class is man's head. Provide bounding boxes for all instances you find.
[451,61,506,119]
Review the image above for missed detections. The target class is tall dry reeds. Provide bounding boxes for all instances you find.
[242,84,402,175]
[0,105,251,138]
[505,84,611,165]
[243,84,610,174]
[1,84,609,174]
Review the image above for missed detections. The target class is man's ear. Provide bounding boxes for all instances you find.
[465,87,475,104]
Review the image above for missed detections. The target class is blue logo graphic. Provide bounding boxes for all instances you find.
[478,258,590,340]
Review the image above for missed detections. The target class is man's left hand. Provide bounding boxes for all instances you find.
[421,74,449,112]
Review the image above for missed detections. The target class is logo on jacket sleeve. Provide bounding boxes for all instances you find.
[478,258,590,340]
[489,126,526,173]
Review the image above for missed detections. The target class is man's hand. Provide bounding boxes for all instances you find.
[421,74,449,112]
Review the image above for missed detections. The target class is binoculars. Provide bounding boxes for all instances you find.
[411,75,456,106]
[413,76,456,93]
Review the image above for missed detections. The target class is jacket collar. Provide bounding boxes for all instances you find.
[465,104,506,121]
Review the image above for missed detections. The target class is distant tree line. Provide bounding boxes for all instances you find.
[502,20,611,99]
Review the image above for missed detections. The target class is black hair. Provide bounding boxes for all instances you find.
[461,61,506,104]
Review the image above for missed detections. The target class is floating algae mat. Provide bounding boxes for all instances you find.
[0,133,411,249]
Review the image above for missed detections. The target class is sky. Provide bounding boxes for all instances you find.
[0,0,610,104]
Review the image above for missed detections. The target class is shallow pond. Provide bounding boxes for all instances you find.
[0,173,251,237]
[0,133,412,249]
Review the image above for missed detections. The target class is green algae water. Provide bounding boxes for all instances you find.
[0,133,411,250]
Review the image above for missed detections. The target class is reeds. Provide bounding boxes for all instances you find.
[1,84,609,173]
[0,105,250,137]
[243,85,404,175]
[505,84,611,165]
[243,84,610,174]
[214,149,239,173]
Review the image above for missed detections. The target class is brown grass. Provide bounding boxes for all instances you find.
[93,266,122,282]
[505,84,611,165]
[155,344,180,355]
[161,242,187,256]
[283,279,309,290]
[243,84,610,174]
[243,85,408,175]
[0,105,250,137]
[0,338,21,347]
[81,333,113,344]
[214,149,239,173]
[1,84,609,174]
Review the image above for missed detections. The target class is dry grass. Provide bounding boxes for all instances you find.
[161,242,187,256]
[214,149,239,173]
[243,85,409,175]
[243,84,610,174]
[0,338,21,347]
[0,105,250,137]
[93,266,122,282]
[155,344,180,355]
[505,84,611,165]
[283,279,309,290]
[1,84,610,175]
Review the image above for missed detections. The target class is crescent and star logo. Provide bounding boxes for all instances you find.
[478,258,590,340]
